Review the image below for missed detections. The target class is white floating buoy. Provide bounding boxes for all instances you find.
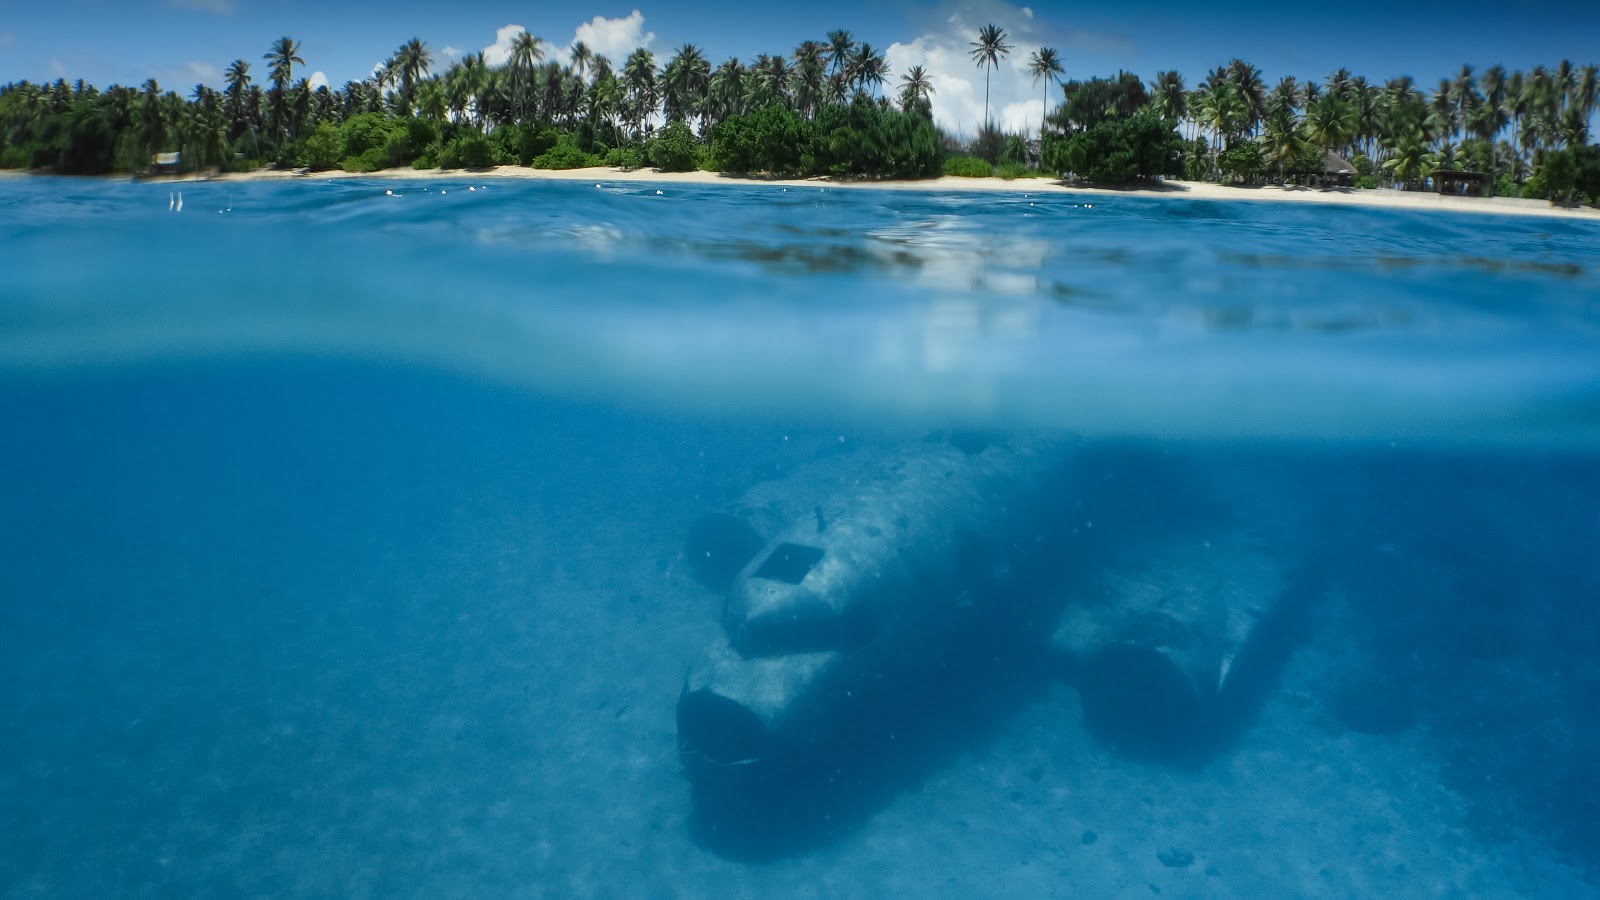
[656,189,663,195]
[1085,203,1093,209]
[468,186,475,191]
[175,192,183,212]
[595,183,601,188]
[440,189,446,195]
[385,189,393,196]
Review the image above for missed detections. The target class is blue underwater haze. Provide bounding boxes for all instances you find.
[2,177,1600,896]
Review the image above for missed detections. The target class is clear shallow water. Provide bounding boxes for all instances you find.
[3,177,1599,442]
[2,178,1599,896]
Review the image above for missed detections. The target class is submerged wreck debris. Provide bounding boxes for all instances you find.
[675,436,1314,806]
[1050,526,1293,760]
[676,433,1077,788]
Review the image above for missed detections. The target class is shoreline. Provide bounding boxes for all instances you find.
[5,164,1598,221]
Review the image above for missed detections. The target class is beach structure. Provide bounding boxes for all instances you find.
[1432,170,1492,197]
[1321,151,1357,188]
[676,434,1077,789]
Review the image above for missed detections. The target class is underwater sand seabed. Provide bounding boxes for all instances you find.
[1,179,1598,896]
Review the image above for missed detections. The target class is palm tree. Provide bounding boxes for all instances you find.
[662,44,711,127]
[825,30,855,77]
[588,70,623,140]
[1226,59,1266,137]
[570,41,594,83]
[444,53,489,127]
[850,43,887,99]
[223,59,251,142]
[1149,70,1186,130]
[1261,112,1311,184]
[1028,48,1065,139]
[264,36,303,94]
[707,58,747,128]
[394,38,431,114]
[621,48,657,139]
[509,31,543,122]
[263,36,303,147]
[969,24,1011,130]
[792,42,826,119]
[750,54,792,109]
[898,65,934,118]
[1305,93,1356,156]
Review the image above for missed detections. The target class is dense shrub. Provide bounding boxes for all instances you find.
[809,97,940,178]
[439,131,497,169]
[649,121,699,172]
[492,122,561,166]
[1354,174,1379,189]
[710,104,807,175]
[297,122,343,170]
[999,135,1029,167]
[1538,144,1600,205]
[384,117,436,168]
[1218,140,1263,181]
[943,156,993,177]
[604,145,643,169]
[1042,108,1182,185]
[531,135,602,169]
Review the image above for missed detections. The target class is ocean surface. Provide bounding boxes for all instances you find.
[2,176,1599,896]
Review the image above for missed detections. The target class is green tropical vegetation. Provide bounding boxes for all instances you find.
[1,26,1596,203]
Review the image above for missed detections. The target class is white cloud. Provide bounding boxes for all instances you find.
[568,10,654,66]
[481,24,526,67]
[886,2,1068,138]
[185,60,220,81]
[156,59,221,88]
[441,45,462,61]
[308,70,328,90]
[166,0,234,12]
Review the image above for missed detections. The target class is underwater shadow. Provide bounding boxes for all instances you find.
[684,622,1060,862]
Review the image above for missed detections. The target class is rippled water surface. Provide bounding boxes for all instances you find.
[3,177,1599,896]
[4,177,1599,441]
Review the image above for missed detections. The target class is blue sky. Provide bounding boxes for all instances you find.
[2,1,1598,135]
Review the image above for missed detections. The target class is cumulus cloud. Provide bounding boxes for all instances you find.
[887,1,1124,138]
[568,10,654,66]
[166,0,234,12]
[481,24,526,67]
[441,45,462,61]
[308,70,328,90]
[477,12,654,72]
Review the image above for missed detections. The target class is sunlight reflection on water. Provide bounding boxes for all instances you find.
[2,177,1598,444]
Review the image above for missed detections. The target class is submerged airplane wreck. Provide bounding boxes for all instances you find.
[676,432,1307,799]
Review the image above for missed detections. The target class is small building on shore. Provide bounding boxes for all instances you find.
[149,151,180,174]
[1432,170,1491,197]
[1322,151,1356,187]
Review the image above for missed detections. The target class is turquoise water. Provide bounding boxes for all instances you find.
[2,177,1599,895]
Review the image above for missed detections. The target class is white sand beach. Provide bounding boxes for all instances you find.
[194,164,1600,221]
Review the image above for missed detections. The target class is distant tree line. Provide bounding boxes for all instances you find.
[1,28,1596,202]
